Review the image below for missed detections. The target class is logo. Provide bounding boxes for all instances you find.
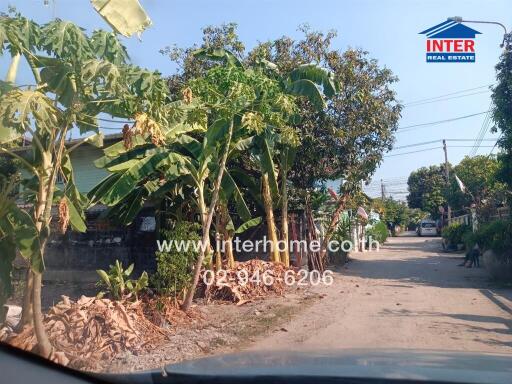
[419,19,481,63]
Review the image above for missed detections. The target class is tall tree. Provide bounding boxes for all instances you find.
[407,164,449,219]
[248,27,401,258]
[491,35,512,200]
[163,25,400,265]
[0,15,167,356]
[447,155,507,217]
[91,50,307,310]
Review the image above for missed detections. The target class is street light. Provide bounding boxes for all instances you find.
[447,16,510,48]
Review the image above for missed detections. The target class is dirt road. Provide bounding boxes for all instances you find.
[249,233,512,353]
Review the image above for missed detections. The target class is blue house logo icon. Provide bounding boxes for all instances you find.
[419,19,482,63]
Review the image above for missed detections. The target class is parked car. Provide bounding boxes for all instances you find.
[417,220,437,236]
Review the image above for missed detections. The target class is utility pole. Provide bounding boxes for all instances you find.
[443,139,452,223]
[381,179,385,200]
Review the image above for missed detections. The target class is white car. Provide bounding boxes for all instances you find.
[417,220,437,236]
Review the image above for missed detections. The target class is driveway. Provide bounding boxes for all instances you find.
[249,233,512,353]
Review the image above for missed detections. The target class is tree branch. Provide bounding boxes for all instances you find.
[0,146,37,175]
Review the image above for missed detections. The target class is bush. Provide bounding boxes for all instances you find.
[331,215,351,244]
[366,221,388,245]
[470,220,512,258]
[151,221,201,297]
[96,260,148,300]
[442,222,471,246]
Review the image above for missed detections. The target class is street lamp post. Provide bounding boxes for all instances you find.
[448,16,511,48]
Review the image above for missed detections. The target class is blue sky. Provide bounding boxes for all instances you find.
[1,0,508,198]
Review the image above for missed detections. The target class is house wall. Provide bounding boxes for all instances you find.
[68,145,109,193]
[18,143,109,194]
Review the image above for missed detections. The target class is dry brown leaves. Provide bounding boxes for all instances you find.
[58,198,69,234]
[122,123,133,149]
[1,295,195,369]
[134,113,165,146]
[201,260,297,305]
[181,87,193,104]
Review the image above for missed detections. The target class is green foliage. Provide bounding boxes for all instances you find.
[0,14,171,277]
[366,221,388,244]
[447,156,507,213]
[0,175,42,312]
[491,40,512,197]
[151,222,201,297]
[93,47,317,227]
[0,89,60,141]
[0,176,43,272]
[251,29,402,191]
[373,198,410,227]
[469,220,512,257]
[407,164,449,219]
[164,25,399,194]
[331,214,351,244]
[96,260,148,300]
[441,222,471,246]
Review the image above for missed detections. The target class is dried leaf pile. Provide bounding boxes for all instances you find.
[0,295,197,369]
[202,260,297,304]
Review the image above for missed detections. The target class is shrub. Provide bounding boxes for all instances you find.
[151,221,201,297]
[332,215,351,244]
[366,221,388,245]
[471,220,512,257]
[442,222,471,246]
[96,260,148,300]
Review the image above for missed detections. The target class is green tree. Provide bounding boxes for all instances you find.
[163,25,401,265]
[407,164,449,219]
[93,44,336,309]
[375,198,409,227]
[0,15,167,356]
[247,27,401,259]
[447,155,507,217]
[491,36,512,199]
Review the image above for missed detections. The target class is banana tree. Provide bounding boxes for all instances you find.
[0,16,169,356]
[91,51,300,310]
[92,117,250,309]
[242,59,339,267]
[193,50,340,268]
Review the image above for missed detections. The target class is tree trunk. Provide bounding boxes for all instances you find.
[214,210,222,271]
[262,174,280,263]
[5,53,21,83]
[32,271,51,357]
[319,193,348,262]
[30,140,61,355]
[219,204,235,269]
[181,121,234,312]
[280,172,290,267]
[18,269,33,328]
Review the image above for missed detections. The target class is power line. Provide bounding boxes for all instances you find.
[392,140,441,150]
[402,83,493,106]
[469,103,492,156]
[488,135,501,157]
[397,110,490,132]
[392,138,497,151]
[404,89,491,108]
[384,146,442,157]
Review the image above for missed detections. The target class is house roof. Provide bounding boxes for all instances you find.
[419,20,481,39]
[7,133,122,153]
